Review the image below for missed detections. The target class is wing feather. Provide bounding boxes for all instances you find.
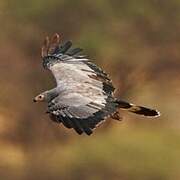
[67,48,83,56]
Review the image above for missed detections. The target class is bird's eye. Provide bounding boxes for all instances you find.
[39,95,43,99]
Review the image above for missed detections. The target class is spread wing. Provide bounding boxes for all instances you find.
[42,34,118,135]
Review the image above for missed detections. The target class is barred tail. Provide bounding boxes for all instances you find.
[116,100,160,117]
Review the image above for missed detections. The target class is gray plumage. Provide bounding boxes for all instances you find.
[34,33,160,135]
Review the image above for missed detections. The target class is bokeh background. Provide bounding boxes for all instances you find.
[0,0,180,179]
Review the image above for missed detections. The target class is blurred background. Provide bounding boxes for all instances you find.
[0,0,180,179]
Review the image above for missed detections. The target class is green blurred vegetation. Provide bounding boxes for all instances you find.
[0,0,180,179]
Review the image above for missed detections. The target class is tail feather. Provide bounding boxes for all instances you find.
[116,100,160,117]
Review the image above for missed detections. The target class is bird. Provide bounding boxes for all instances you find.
[33,33,160,135]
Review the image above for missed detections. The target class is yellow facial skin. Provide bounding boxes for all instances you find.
[33,94,45,102]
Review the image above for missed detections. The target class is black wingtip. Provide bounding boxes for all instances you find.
[67,48,83,56]
[59,41,72,54]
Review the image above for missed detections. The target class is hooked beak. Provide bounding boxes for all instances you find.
[33,97,37,102]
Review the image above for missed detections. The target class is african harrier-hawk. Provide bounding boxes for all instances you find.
[33,33,160,135]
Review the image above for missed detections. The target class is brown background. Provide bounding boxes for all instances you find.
[0,0,180,179]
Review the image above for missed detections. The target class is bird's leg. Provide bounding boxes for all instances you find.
[110,111,122,121]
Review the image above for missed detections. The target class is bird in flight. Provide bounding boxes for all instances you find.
[33,33,160,135]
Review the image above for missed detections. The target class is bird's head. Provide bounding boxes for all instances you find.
[33,89,58,103]
[33,93,46,102]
